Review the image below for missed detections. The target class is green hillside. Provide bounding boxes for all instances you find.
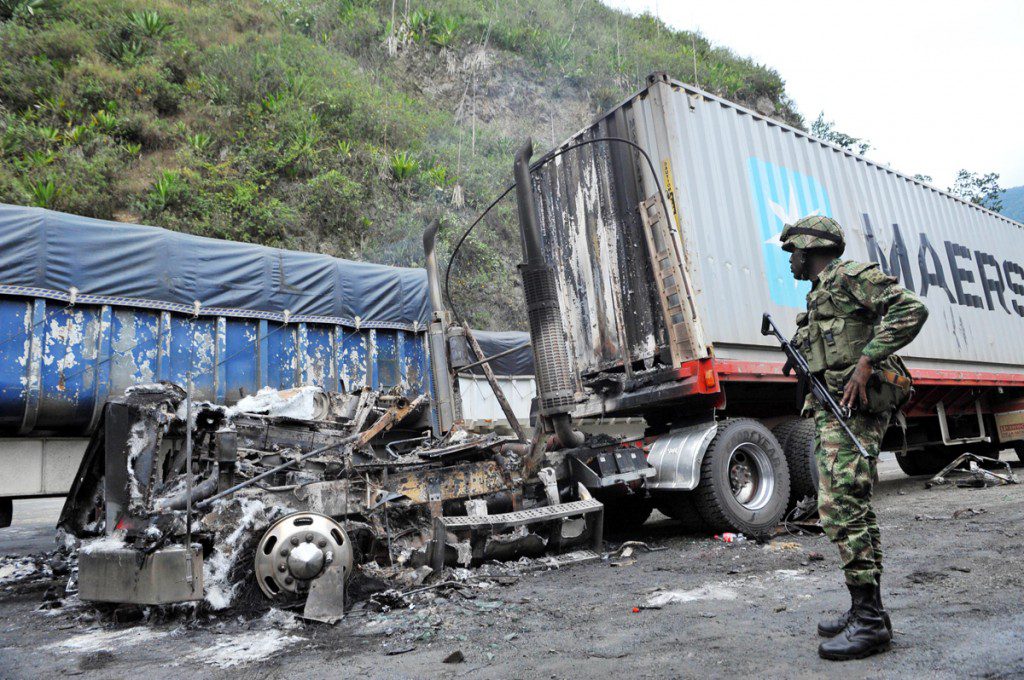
[0,0,802,328]
[1000,186,1024,223]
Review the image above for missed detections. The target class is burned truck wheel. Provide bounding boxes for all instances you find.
[254,512,353,602]
[653,490,710,535]
[599,493,654,534]
[692,418,790,538]
[772,418,819,508]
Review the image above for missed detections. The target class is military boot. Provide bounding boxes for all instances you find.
[818,583,892,660]
[818,581,892,637]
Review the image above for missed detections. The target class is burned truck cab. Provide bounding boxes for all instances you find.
[506,130,792,538]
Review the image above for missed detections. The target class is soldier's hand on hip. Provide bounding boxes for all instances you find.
[841,355,873,410]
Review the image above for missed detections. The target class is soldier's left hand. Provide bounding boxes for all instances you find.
[841,355,873,409]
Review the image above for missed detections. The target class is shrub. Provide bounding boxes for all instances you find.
[0,0,54,22]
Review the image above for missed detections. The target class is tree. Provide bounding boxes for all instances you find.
[948,170,1002,211]
[811,112,870,155]
[912,173,933,183]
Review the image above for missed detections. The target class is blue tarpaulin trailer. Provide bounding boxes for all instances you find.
[0,204,435,510]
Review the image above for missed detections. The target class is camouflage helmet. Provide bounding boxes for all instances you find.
[780,215,846,254]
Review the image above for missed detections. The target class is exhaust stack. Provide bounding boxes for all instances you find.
[423,219,459,434]
[514,139,583,448]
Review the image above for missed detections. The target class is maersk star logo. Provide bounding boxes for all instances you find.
[764,190,822,249]
[747,157,833,308]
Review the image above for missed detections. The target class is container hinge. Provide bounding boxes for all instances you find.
[638,195,705,365]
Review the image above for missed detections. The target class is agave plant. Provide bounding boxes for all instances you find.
[112,38,146,64]
[429,16,461,48]
[37,126,61,144]
[91,110,118,134]
[150,170,184,210]
[22,149,55,167]
[28,179,58,208]
[128,10,173,39]
[187,132,212,153]
[389,150,419,182]
[63,125,88,146]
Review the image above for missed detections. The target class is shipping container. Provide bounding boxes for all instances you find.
[530,73,1024,387]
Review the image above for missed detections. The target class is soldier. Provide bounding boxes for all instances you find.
[780,215,928,661]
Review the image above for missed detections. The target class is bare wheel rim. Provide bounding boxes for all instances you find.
[727,443,775,511]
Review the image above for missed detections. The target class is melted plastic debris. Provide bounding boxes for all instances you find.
[230,386,328,420]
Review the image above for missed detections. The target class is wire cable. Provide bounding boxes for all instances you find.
[443,136,676,325]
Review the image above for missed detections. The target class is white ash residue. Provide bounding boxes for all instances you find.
[186,630,304,668]
[79,532,127,555]
[0,556,44,585]
[261,607,302,630]
[646,583,739,608]
[202,498,289,610]
[44,626,171,653]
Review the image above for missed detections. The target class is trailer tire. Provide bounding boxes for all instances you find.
[653,491,710,535]
[692,418,790,538]
[1015,445,1024,465]
[894,449,961,477]
[0,498,11,528]
[772,418,819,508]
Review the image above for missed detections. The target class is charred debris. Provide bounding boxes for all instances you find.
[56,381,610,622]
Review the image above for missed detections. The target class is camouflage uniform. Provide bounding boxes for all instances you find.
[794,254,928,586]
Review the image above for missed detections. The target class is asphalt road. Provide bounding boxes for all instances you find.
[1,455,1022,679]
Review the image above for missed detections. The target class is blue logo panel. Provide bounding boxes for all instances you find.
[747,157,833,308]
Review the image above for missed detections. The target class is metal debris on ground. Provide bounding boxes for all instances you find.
[925,453,1019,489]
[914,508,988,521]
[52,382,606,622]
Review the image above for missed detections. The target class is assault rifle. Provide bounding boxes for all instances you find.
[760,313,872,459]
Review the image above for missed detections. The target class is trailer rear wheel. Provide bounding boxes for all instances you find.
[692,419,790,538]
[0,498,11,528]
[772,418,819,508]
[1015,444,1024,465]
[653,491,710,534]
[895,449,961,477]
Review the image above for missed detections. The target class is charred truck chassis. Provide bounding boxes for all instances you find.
[59,379,604,618]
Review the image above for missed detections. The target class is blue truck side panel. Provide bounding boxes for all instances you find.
[0,296,430,436]
[0,203,434,436]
